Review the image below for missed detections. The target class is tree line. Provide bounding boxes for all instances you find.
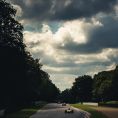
[0,0,59,113]
[60,66,118,103]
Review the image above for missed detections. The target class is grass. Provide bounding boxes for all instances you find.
[6,102,46,118]
[71,104,108,118]
[99,101,118,107]
[106,101,118,104]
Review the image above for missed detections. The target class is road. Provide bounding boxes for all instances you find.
[30,103,90,118]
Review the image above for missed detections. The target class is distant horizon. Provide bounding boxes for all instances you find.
[9,0,118,91]
[49,65,117,91]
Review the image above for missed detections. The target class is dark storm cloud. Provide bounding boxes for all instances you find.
[88,16,118,49]
[52,0,117,20]
[57,15,118,54]
[11,0,53,20]
[11,0,117,21]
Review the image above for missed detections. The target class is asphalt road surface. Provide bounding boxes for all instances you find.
[30,103,90,118]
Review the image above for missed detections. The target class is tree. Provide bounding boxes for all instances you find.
[0,0,60,113]
[71,75,93,103]
[0,0,24,49]
[60,89,73,103]
[112,65,118,100]
[93,72,112,102]
[60,75,93,103]
[93,65,118,102]
[0,0,26,111]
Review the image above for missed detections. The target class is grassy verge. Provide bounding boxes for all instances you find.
[71,104,108,118]
[6,102,46,118]
[99,101,118,108]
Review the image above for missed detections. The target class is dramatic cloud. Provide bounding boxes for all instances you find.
[8,0,118,90]
[57,15,118,54]
[10,0,117,21]
[52,0,117,20]
[24,18,118,70]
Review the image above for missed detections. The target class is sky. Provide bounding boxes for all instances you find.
[9,0,118,91]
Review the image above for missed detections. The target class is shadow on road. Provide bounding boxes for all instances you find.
[30,103,90,118]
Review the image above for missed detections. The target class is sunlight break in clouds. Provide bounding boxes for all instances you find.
[24,18,103,53]
[24,19,91,61]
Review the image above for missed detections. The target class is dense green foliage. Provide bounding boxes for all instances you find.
[0,0,59,113]
[60,67,118,103]
[71,75,93,102]
[93,66,118,102]
[60,75,93,103]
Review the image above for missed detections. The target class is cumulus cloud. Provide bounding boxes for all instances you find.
[57,14,118,54]
[24,19,90,55]
[24,19,118,77]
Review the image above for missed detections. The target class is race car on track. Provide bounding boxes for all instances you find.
[65,108,74,113]
[62,103,66,106]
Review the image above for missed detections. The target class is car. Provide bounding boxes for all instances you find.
[62,103,66,106]
[65,108,74,113]
[57,101,61,104]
